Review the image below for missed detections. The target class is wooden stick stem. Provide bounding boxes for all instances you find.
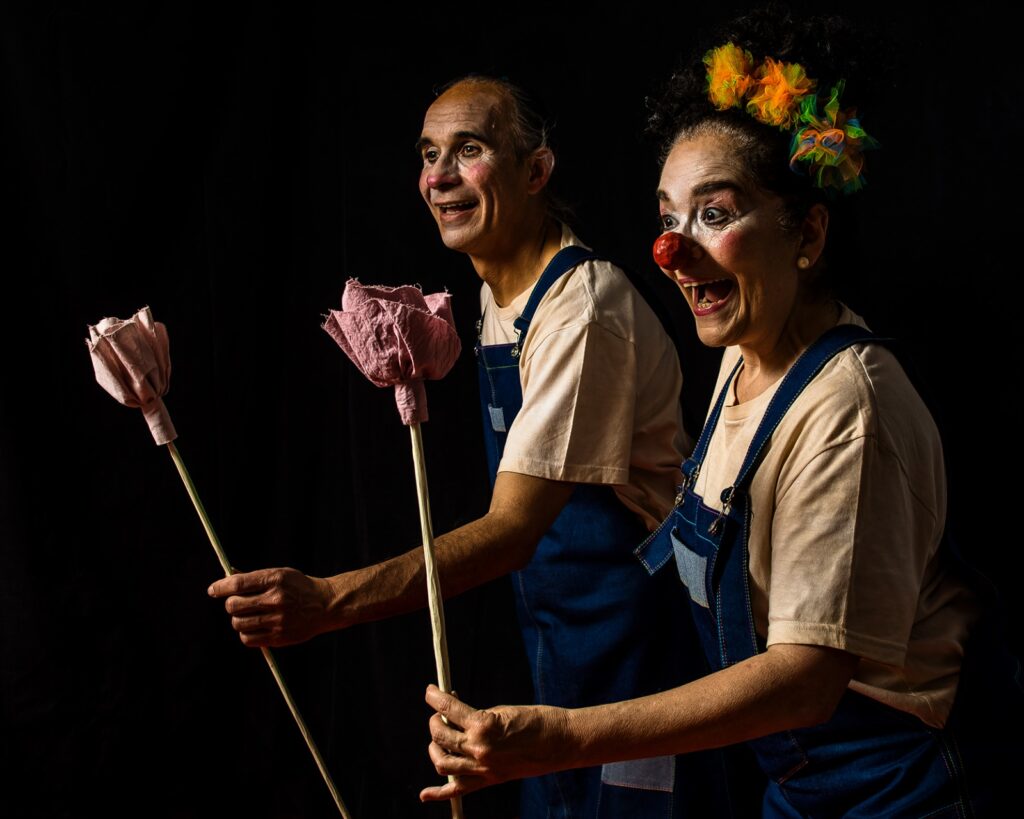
[408,423,464,819]
[166,441,353,819]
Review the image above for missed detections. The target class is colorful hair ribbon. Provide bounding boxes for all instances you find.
[703,43,878,194]
[789,81,879,194]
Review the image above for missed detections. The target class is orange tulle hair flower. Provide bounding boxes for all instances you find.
[746,57,815,129]
[704,43,755,110]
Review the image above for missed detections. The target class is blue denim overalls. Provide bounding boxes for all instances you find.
[636,324,1024,817]
[476,246,726,818]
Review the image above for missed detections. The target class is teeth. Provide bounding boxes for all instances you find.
[439,201,475,212]
[690,279,731,309]
[680,277,727,290]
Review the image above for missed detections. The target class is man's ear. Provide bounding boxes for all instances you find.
[527,147,555,194]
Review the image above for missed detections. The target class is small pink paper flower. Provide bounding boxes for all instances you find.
[323,279,461,425]
[87,306,177,445]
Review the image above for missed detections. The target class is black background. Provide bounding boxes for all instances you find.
[2,2,1019,817]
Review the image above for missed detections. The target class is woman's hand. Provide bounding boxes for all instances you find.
[418,643,860,802]
[419,685,574,801]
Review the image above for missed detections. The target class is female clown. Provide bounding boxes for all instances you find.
[419,9,1024,816]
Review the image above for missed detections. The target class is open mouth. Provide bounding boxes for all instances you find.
[437,200,477,215]
[682,278,734,312]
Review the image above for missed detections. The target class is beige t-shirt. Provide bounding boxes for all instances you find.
[694,306,977,727]
[480,225,686,531]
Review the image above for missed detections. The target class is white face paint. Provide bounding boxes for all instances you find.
[656,131,805,355]
[417,84,534,259]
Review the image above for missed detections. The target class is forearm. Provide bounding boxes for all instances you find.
[211,472,573,648]
[323,511,536,629]
[420,643,857,801]
[562,644,857,768]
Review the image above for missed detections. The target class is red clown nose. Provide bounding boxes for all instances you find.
[652,231,695,270]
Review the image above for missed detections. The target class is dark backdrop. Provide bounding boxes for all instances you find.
[2,3,1018,817]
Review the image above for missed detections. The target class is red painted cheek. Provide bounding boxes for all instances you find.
[707,229,745,266]
[460,164,491,185]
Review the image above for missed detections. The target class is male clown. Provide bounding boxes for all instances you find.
[209,76,721,817]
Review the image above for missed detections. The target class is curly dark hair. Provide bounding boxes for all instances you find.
[646,3,889,291]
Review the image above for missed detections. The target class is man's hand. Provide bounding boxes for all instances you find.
[419,685,572,801]
[208,568,336,648]
[207,473,575,649]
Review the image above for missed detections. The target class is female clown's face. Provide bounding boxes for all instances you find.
[656,132,808,355]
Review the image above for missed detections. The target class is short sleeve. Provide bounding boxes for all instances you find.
[498,321,637,484]
[766,434,940,666]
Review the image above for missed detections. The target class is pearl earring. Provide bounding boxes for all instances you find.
[797,256,810,270]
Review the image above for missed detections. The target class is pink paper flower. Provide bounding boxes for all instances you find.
[87,306,177,445]
[323,279,461,425]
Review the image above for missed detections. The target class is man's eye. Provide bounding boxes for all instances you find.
[660,214,677,230]
[701,207,727,224]
[460,144,482,157]
[423,148,440,163]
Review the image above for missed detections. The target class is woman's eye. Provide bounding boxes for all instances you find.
[659,214,677,230]
[701,207,727,224]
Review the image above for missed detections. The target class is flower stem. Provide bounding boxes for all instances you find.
[409,423,464,819]
[166,441,352,818]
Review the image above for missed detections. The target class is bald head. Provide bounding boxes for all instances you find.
[425,80,515,160]
[435,76,549,161]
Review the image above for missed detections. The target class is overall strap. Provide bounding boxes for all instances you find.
[682,356,744,485]
[702,324,884,535]
[729,324,883,501]
[508,246,597,355]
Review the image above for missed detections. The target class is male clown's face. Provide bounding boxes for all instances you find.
[417,84,534,258]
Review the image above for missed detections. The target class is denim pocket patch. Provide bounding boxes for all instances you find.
[600,755,675,792]
[488,404,506,432]
[671,529,709,608]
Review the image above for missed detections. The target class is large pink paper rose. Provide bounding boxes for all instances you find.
[323,280,461,425]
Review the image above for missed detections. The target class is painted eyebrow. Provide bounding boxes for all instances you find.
[414,131,493,153]
[693,180,742,197]
[657,179,742,204]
